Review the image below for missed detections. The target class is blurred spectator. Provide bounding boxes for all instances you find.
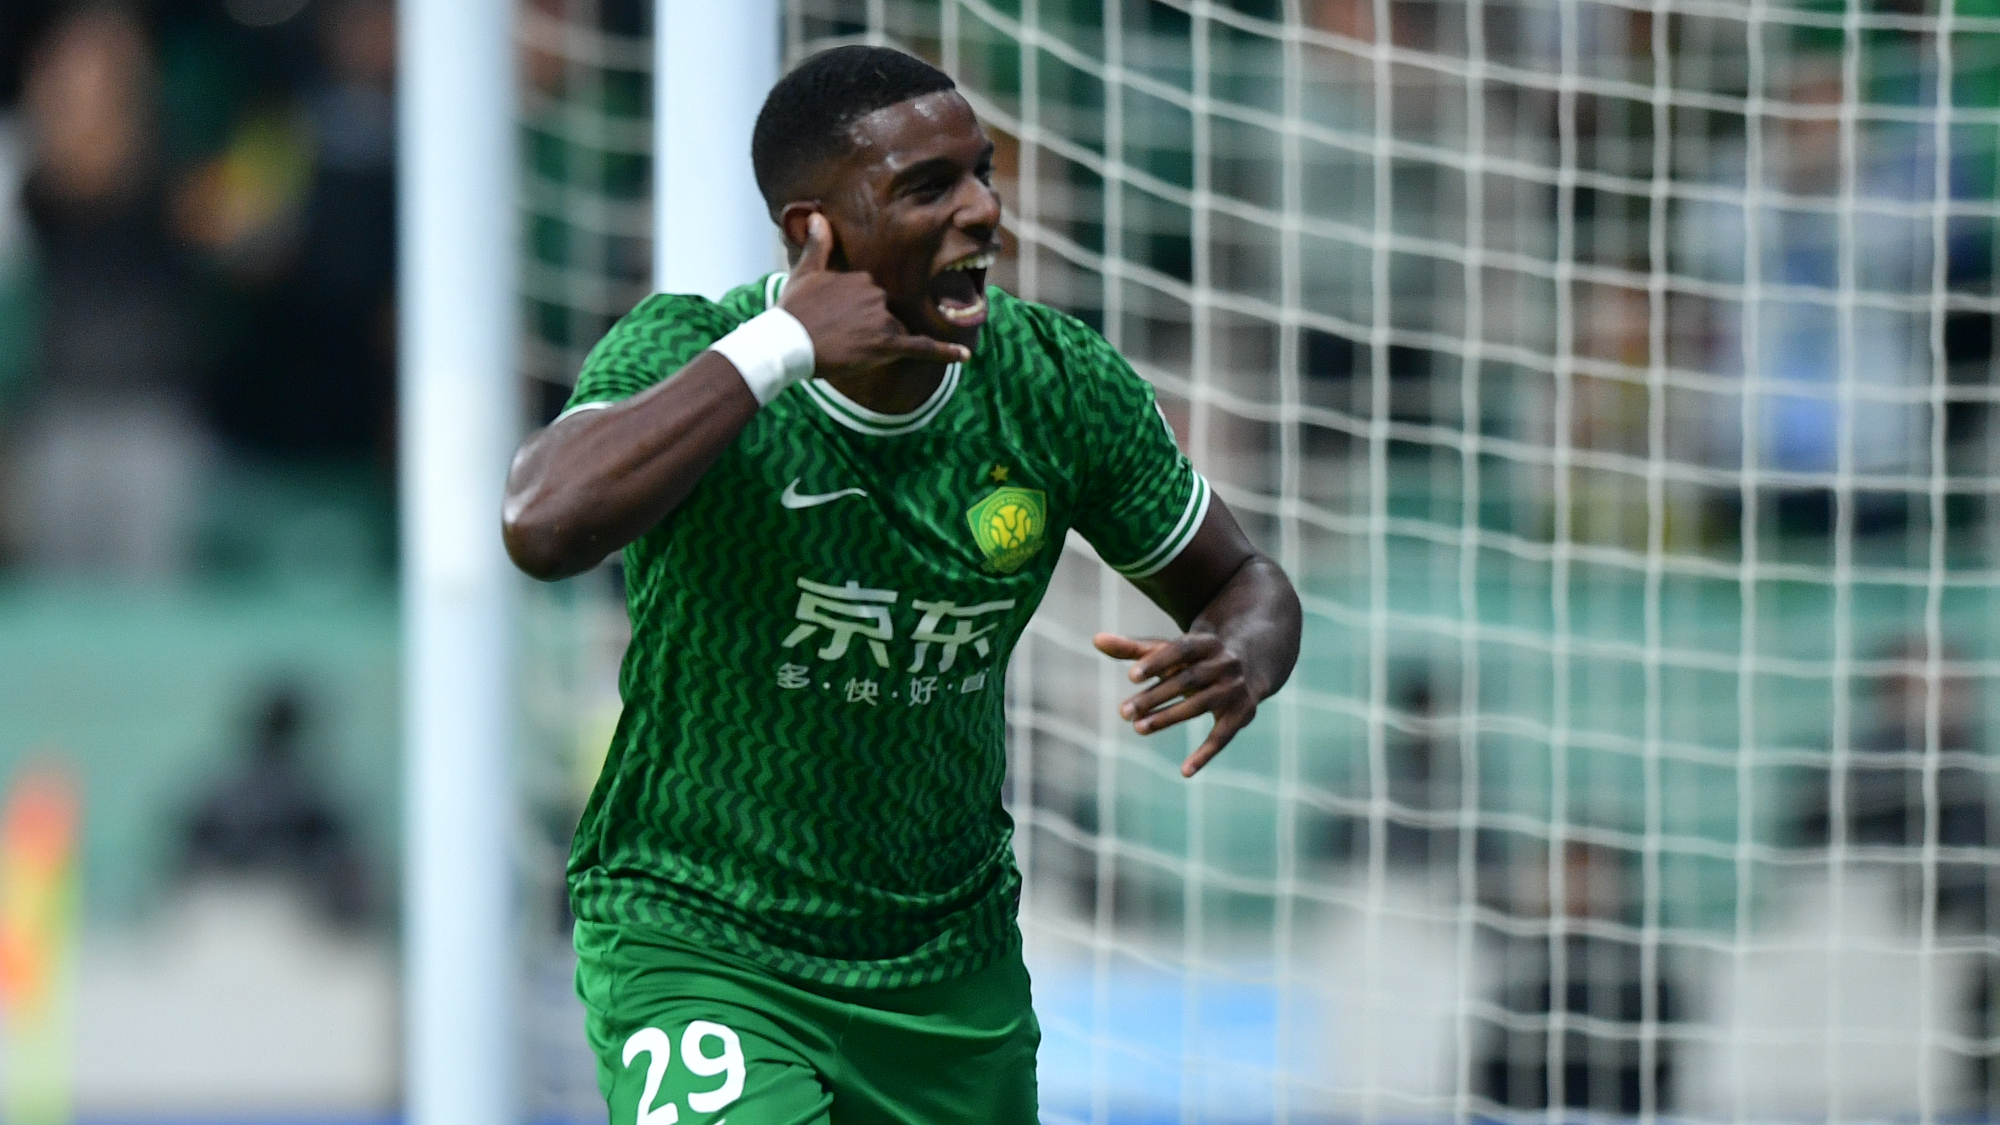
[1789,635,1991,925]
[1327,669,1465,868]
[1475,842,1681,1115]
[1678,66,1952,535]
[200,0,396,465]
[0,0,61,110]
[1384,673,1460,866]
[0,0,55,410]
[0,98,32,410]
[0,0,400,581]
[4,6,211,577]
[184,683,369,926]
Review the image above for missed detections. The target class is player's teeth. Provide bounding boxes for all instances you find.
[937,295,988,323]
[945,253,996,272]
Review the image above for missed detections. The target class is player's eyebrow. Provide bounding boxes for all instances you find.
[888,143,994,193]
[887,157,960,193]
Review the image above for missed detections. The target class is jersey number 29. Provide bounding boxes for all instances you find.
[622,1021,747,1123]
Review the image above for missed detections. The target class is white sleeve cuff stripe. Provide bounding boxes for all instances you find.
[553,400,615,423]
[1114,472,1211,579]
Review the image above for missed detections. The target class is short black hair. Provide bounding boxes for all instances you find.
[751,45,957,210]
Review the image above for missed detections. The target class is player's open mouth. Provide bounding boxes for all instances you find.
[931,250,996,329]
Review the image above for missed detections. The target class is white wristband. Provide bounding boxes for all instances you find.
[709,308,816,406]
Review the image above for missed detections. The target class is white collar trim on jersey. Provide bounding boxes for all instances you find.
[763,271,963,437]
[801,364,961,436]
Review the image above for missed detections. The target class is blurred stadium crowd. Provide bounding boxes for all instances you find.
[0,0,397,583]
[0,2,404,1113]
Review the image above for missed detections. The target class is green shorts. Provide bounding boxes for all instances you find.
[574,921,1040,1125]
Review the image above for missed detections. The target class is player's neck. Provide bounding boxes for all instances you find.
[821,358,949,416]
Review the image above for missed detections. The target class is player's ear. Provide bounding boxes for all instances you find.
[778,203,823,258]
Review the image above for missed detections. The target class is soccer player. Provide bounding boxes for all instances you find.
[502,45,1302,1125]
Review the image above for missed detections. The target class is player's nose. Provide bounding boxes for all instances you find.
[953,175,1001,242]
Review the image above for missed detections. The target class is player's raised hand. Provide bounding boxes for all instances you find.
[780,213,969,377]
[1093,631,1260,778]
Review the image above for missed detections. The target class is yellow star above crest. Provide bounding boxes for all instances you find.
[988,464,1010,483]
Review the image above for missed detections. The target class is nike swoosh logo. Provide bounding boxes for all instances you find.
[780,478,868,510]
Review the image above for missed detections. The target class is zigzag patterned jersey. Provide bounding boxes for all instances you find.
[562,275,1210,989]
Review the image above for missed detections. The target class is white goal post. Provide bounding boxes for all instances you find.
[400,0,516,1121]
[654,0,784,298]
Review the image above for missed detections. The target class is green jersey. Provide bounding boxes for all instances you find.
[563,274,1209,990]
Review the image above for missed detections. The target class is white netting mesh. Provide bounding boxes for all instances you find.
[523,1,2000,1121]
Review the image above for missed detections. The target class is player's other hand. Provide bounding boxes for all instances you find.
[781,213,969,377]
[1093,631,1259,778]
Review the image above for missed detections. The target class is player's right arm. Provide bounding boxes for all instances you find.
[502,214,965,581]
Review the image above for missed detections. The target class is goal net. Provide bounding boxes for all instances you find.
[519,1,2000,1122]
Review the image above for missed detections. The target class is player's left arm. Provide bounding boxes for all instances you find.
[1094,498,1302,778]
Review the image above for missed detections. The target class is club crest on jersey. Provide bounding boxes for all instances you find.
[965,486,1047,573]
